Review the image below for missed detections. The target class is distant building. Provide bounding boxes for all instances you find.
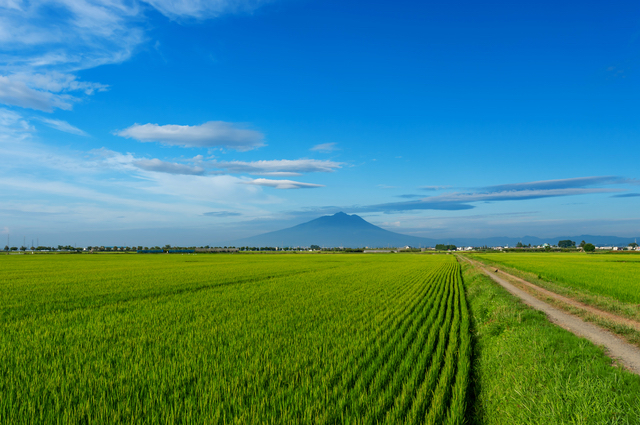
[194,248,239,253]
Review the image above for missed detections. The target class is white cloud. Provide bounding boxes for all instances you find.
[133,158,205,175]
[245,178,324,189]
[310,142,338,153]
[0,108,33,141]
[212,159,342,175]
[203,211,241,217]
[0,0,263,113]
[36,117,87,136]
[116,121,265,151]
[141,0,271,19]
[380,221,401,227]
[0,143,272,222]
[0,75,75,111]
[0,0,144,73]
[420,185,450,191]
[0,108,30,130]
[11,72,108,95]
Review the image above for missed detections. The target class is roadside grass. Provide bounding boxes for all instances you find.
[463,255,640,349]
[467,254,640,323]
[463,262,640,424]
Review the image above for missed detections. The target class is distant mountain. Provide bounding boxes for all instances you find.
[232,212,437,248]
[231,212,639,248]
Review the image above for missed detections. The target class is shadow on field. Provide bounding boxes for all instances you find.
[461,262,483,425]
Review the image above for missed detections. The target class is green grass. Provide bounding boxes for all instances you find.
[469,252,640,305]
[0,253,469,424]
[463,262,640,424]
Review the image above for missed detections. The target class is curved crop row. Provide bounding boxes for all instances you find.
[322,258,471,424]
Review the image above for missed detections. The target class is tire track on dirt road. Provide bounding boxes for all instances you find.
[458,255,640,375]
[465,257,640,333]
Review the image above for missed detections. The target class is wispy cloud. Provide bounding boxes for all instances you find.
[483,176,622,192]
[133,158,205,175]
[0,1,144,70]
[369,188,621,213]
[0,76,76,111]
[251,176,632,217]
[245,178,324,189]
[420,185,450,191]
[368,198,476,212]
[142,0,271,19]
[0,1,140,113]
[116,121,265,151]
[310,142,338,153]
[396,194,424,199]
[611,193,640,198]
[0,143,273,228]
[11,73,108,95]
[0,108,33,140]
[379,221,401,227]
[363,177,628,213]
[35,117,87,135]
[211,159,342,175]
[203,211,242,217]
[0,0,262,114]
[0,73,109,112]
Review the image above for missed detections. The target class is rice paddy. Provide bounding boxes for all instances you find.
[0,253,470,424]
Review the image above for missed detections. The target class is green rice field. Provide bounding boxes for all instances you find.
[0,253,470,424]
[468,252,640,304]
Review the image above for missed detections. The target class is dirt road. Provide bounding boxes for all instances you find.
[459,255,640,375]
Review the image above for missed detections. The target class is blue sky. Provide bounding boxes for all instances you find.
[1,0,639,246]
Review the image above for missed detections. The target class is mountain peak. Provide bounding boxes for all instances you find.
[315,211,369,227]
[232,211,425,247]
